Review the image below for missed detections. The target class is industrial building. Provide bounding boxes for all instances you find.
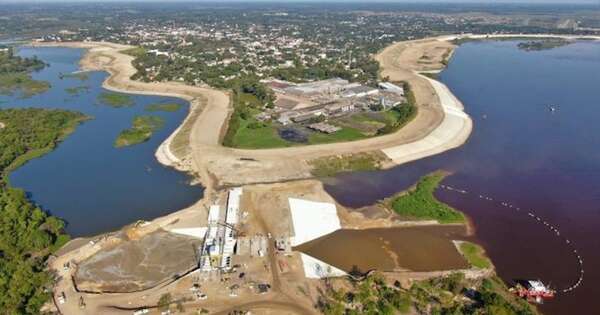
[199,188,242,272]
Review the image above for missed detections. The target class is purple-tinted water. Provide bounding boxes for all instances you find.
[324,40,600,314]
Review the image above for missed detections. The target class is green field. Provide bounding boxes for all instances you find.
[145,102,182,112]
[115,115,164,148]
[98,92,134,108]
[307,127,367,144]
[231,119,293,149]
[389,172,465,224]
[459,241,493,269]
[120,47,147,58]
[0,73,50,97]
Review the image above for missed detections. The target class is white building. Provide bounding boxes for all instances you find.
[378,82,405,96]
[199,188,243,271]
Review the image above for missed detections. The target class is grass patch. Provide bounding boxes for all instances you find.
[309,152,386,177]
[98,92,134,108]
[458,241,492,269]
[145,102,182,112]
[308,126,366,144]
[115,115,164,148]
[120,47,147,58]
[388,172,465,224]
[0,72,50,97]
[232,119,293,149]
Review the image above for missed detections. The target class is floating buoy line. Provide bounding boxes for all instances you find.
[439,184,583,294]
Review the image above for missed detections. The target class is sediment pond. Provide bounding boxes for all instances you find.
[295,225,470,273]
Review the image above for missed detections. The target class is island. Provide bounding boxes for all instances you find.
[114,115,164,148]
[517,39,572,51]
[98,92,134,108]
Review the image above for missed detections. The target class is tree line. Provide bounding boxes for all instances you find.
[0,108,87,314]
[0,48,46,75]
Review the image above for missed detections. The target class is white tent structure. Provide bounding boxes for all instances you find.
[288,198,341,247]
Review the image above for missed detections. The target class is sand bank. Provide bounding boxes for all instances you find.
[382,75,472,164]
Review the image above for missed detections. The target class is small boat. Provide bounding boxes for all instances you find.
[548,105,557,112]
[510,280,556,304]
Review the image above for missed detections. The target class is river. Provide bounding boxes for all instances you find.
[324,40,600,314]
[0,47,203,237]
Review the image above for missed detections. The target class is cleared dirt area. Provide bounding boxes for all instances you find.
[75,230,201,292]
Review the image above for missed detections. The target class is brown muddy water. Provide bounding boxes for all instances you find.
[295,225,470,273]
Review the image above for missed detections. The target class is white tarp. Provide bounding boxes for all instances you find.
[169,227,208,239]
[300,253,347,279]
[288,198,341,246]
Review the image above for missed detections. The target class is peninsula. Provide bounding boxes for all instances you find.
[38,34,533,315]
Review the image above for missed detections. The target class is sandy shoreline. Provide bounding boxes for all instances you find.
[31,33,600,189]
[30,38,467,189]
[31,33,596,225]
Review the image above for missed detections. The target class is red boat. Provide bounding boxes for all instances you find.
[510,280,556,304]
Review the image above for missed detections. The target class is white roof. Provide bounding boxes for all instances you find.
[288,198,341,246]
[208,205,220,224]
[226,188,242,225]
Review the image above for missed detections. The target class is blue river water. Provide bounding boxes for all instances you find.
[325,40,600,314]
[1,47,203,237]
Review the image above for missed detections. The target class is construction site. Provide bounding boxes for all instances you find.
[48,179,495,315]
[44,37,483,315]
